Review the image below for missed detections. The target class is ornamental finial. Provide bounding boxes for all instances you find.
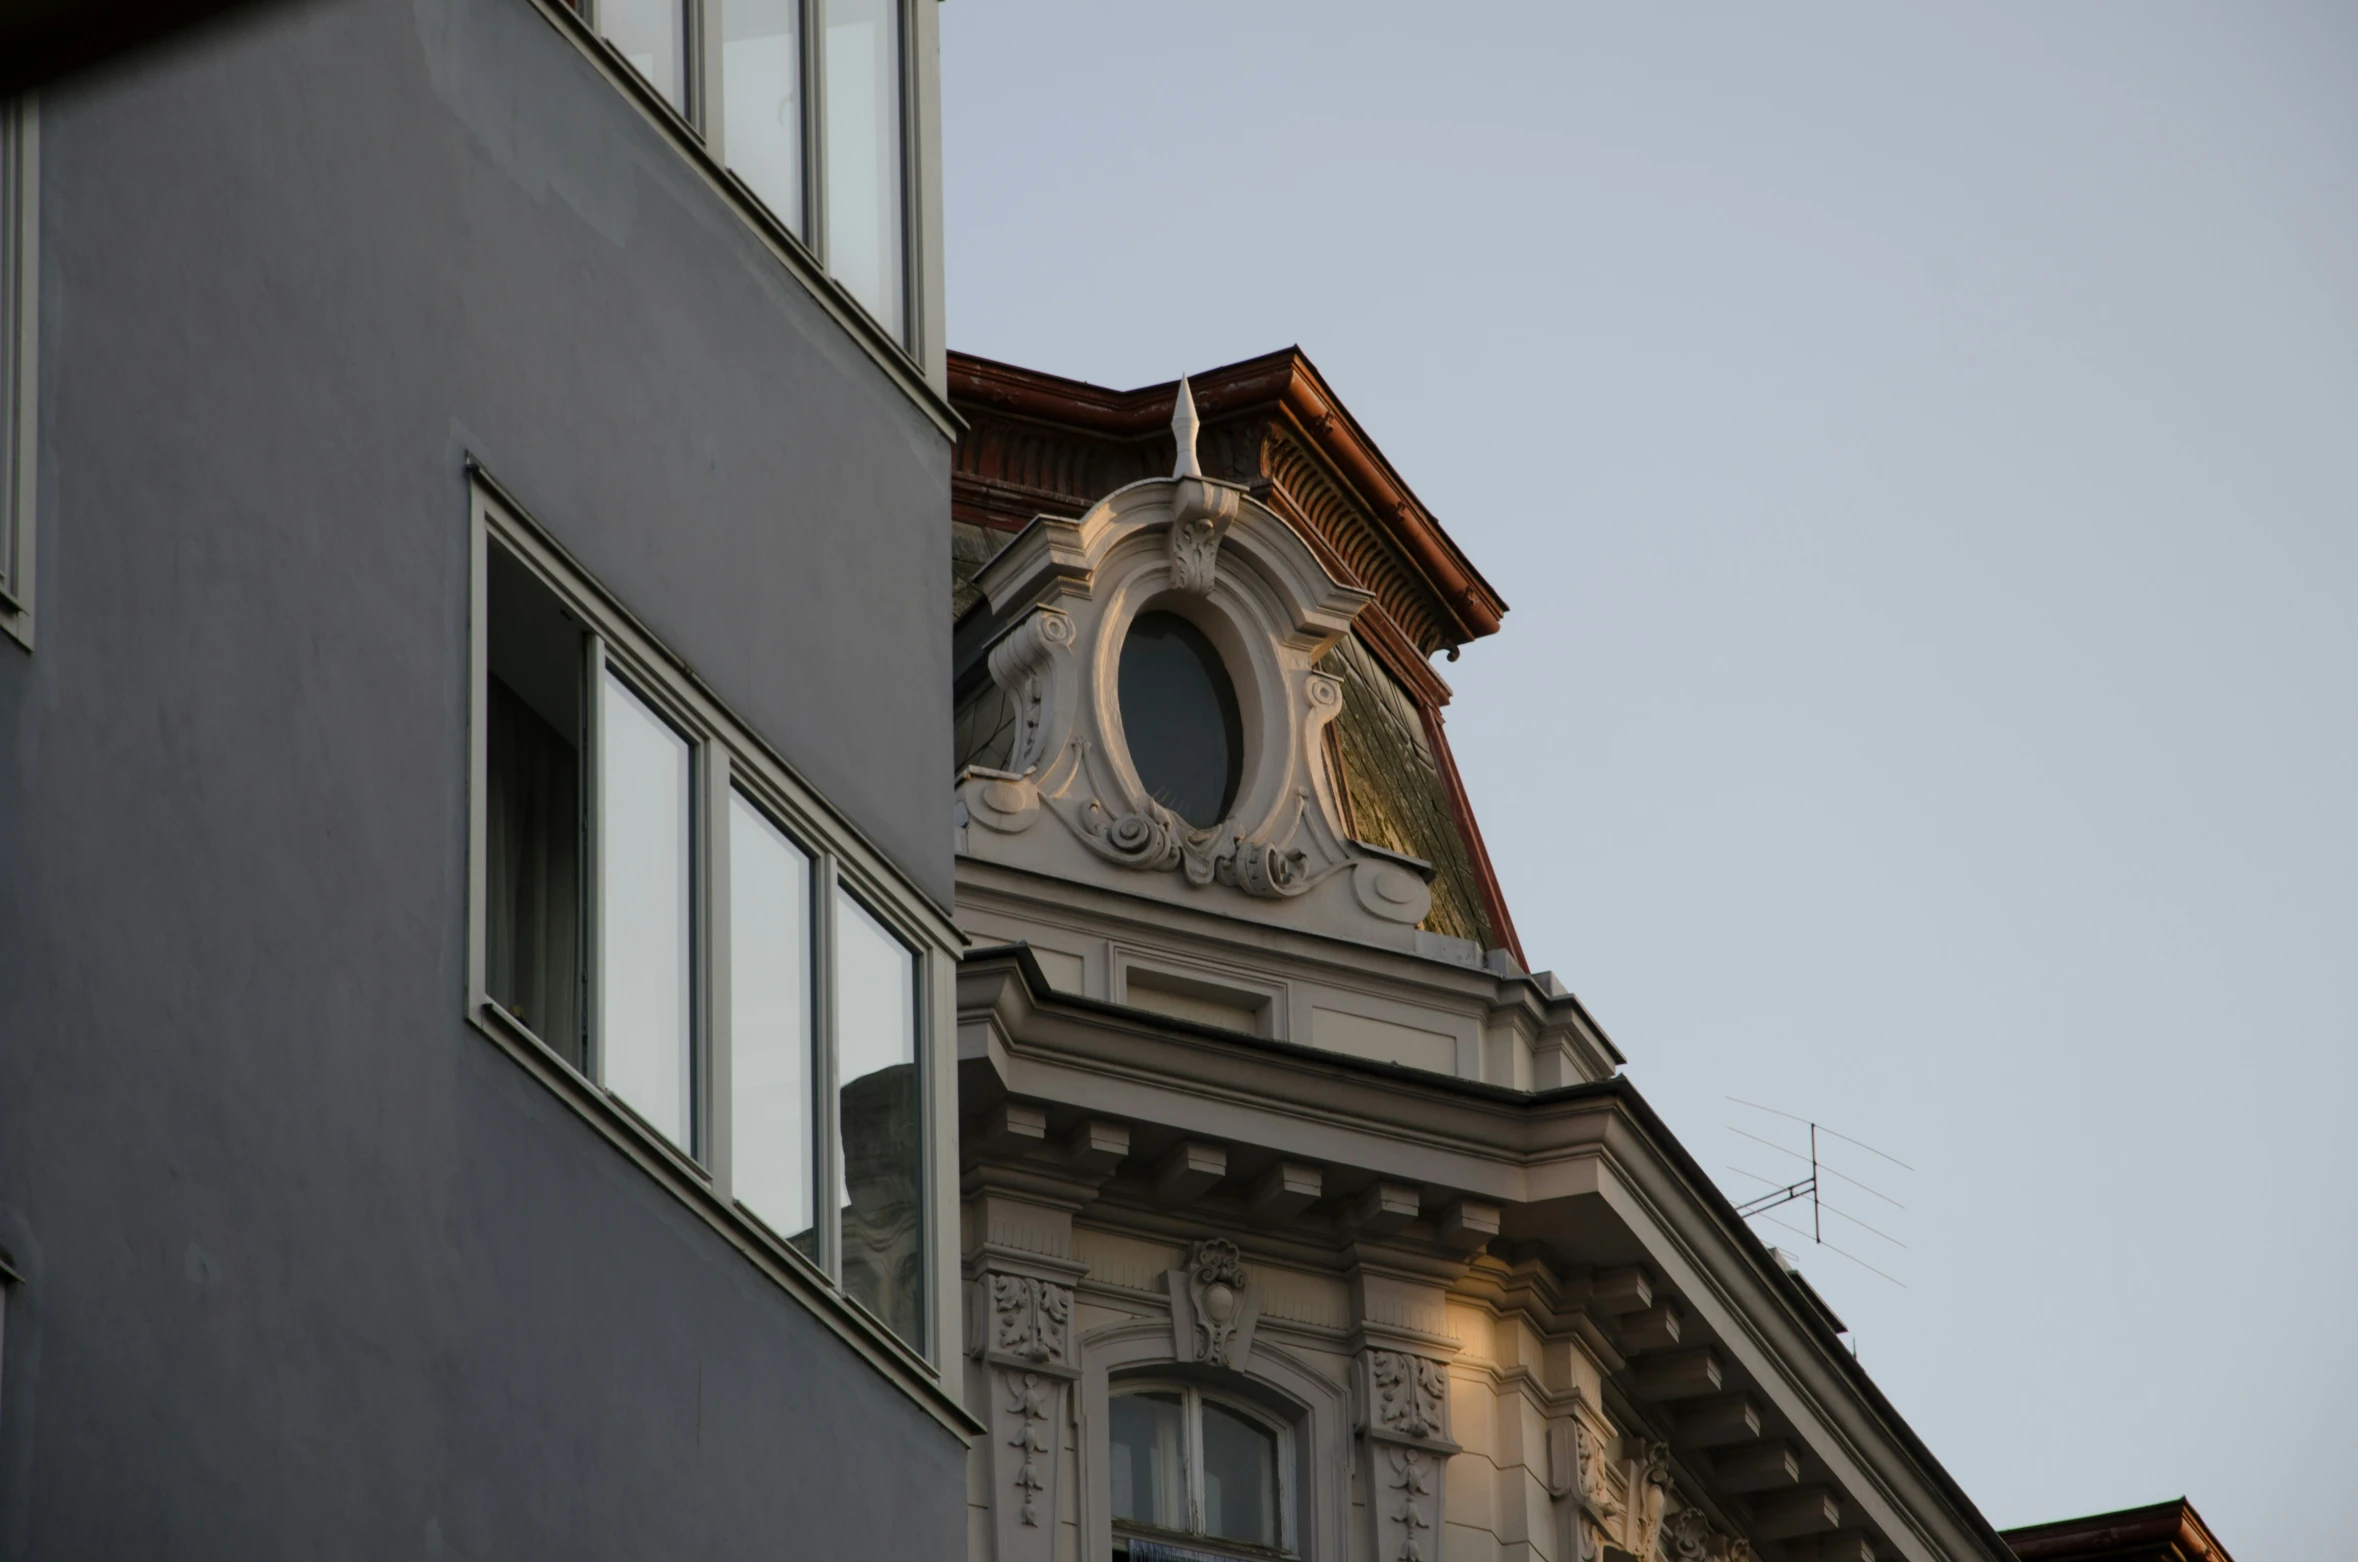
[1171,376,1202,479]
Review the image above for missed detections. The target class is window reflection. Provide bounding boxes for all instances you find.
[721,0,803,234]
[1201,1400,1278,1547]
[729,792,815,1254]
[1118,611,1244,828]
[600,0,688,111]
[1109,1391,1186,1531]
[834,886,921,1346]
[599,668,695,1149]
[822,0,905,340]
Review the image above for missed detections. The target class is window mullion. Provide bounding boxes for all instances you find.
[814,848,842,1280]
[703,748,733,1190]
[582,631,609,1087]
[693,0,721,151]
[804,0,827,263]
[1186,1388,1205,1537]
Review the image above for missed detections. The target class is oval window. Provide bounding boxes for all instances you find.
[1118,611,1244,828]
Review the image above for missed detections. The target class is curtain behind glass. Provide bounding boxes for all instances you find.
[822,0,905,340]
[730,792,815,1254]
[834,886,920,1345]
[599,669,696,1150]
[487,678,582,1064]
[1108,1391,1186,1531]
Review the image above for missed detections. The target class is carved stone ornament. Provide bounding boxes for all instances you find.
[1385,1445,1437,1562]
[1672,1506,1715,1562]
[1357,1347,1456,1562]
[990,1273,1073,1366]
[1369,1349,1450,1442]
[1186,1239,1250,1365]
[1167,378,1241,596]
[1004,1369,1053,1526]
[1631,1441,1674,1562]
[952,383,1438,942]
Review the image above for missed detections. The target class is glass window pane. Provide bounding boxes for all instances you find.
[486,546,586,1065]
[599,668,695,1149]
[721,0,804,235]
[822,0,905,340]
[1200,1401,1279,1548]
[601,0,687,112]
[834,886,921,1344]
[1118,611,1244,828]
[1108,1391,1186,1532]
[729,792,814,1253]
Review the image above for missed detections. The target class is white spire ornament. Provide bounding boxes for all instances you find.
[1165,375,1237,594]
[1171,375,1204,478]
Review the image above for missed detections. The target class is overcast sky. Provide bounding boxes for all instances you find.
[940,5,2355,1557]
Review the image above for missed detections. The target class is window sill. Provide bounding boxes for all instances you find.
[468,999,980,1440]
[519,0,959,442]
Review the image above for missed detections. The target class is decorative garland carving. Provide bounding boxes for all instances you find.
[1185,1239,1250,1366]
[990,1274,1072,1365]
[1369,1349,1449,1441]
[1386,1445,1436,1562]
[1003,1369,1053,1526]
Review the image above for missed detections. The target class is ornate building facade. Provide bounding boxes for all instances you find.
[944,353,2016,1562]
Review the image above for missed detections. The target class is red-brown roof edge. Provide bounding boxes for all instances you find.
[948,348,1509,646]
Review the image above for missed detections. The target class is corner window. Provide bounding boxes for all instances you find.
[572,0,910,347]
[1118,611,1243,828]
[1,97,36,651]
[473,477,943,1357]
[1111,1384,1292,1558]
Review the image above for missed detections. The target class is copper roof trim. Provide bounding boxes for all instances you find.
[948,348,1508,645]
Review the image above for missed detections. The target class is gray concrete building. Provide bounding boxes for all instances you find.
[0,0,975,1554]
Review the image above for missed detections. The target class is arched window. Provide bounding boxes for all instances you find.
[1108,1382,1293,1557]
[1117,611,1244,829]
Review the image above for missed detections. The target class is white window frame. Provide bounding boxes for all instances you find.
[1,95,38,653]
[464,465,965,1412]
[562,0,924,360]
[1109,1378,1300,1559]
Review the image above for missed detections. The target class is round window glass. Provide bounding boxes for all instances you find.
[1118,611,1244,828]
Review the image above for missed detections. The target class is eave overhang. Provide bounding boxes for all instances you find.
[958,946,2014,1562]
[950,348,1507,656]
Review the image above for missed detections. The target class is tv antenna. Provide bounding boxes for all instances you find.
[1723,1097,1910,1290]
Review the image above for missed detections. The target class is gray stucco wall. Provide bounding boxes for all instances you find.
[0,0,964,1554]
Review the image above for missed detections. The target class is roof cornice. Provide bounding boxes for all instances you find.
[948,348,1507,648]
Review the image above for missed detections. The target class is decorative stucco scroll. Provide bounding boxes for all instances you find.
[1185,1239,1249,1365]
[1167,1238,1263,1368]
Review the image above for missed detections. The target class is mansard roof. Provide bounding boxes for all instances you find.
[950,347,1508,684]
[948,349,1526,963]
[2002,1502,2234,1562]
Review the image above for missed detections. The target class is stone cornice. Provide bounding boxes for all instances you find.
[957,947,2016,1562]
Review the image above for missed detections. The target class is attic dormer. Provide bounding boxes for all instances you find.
[950,352,1522,962]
